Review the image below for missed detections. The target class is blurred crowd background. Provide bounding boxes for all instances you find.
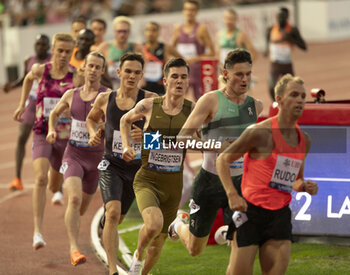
[0,0,288,27]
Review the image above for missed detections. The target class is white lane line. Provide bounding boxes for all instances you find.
[119,236,133,267]
[306,177,350,182]
[0,158,32,170]
[90,206,128,275]
[119,224,142,234]
[0,190,27,204]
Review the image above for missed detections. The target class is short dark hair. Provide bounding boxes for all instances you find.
[163,58,190,77]
[147,21,160,31]
[91,18,107,29]
[224,49,252,70]
[119,53,144,69]
[72,15,87,25]
[85,51,106,68]
[78,28,95,38]
[35,34,50,44]
[183,0,201,9]
[279,7,289,17]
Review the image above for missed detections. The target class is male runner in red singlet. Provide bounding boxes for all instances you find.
[216,74,318,275]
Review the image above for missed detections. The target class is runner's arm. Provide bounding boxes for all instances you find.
[200,25,215,58]
[293,132,318,194]
[177,93,217,151]
[96,41,109,58]
[86,92,108,146]
[216,127,259,212]
[170,25,180,48]
[254,98,264,117]
[120,98,153,161]
[240,32,258,61]
[133,43,144,56]
[13,63,44,121]
[165,44,183,60]
[264,27,272,57]
[47,89,73,144]
[129,92,157,142]
[289,27,307,50]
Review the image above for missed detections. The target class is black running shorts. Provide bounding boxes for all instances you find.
[236,202,292,247]
[189,168,242,238]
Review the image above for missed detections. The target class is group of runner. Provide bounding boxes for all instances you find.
[4,1,316,275]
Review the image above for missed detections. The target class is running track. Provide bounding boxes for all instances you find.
[0,40,349,274]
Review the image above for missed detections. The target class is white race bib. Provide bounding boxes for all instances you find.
[269,44,291,63]
[144,61,163,82]
[69,119,89,147]
[112,130,141,159]
[229,156,244,176]
[177,43,197,59]
[43,97,60,118]
[147,149,183,172]
[232,211,248,228]
[97,159,110,171]
[269,155,302,193]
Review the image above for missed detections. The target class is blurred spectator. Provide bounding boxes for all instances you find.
[45,0,71,25]
[148,0,173,14]
[1,0,289,27]
[90,18,107,51]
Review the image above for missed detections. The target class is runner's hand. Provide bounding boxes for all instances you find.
[46,131,57,144]
[13,106,25,122]
[228,194,247,212]
[130,124,143,142]
[122,146,136,162]
[304,180,318,195]
[88,128,102,146]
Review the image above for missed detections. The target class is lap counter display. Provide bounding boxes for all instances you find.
[270,100,350,236]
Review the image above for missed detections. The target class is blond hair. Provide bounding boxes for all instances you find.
[274,74,304,97]
[52,33,75,48]
[113,16,133,29]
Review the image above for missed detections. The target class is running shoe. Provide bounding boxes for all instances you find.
[51,191,64,205]
[32,232,46,250]
[168,210,189,242]
[8,177,23,191]
[128,251,144,275]
[70,250,86,266]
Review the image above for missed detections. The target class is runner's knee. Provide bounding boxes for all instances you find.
[144,220,163,238]
[68,194,82,209]
[35,173,48,187]
[105,207,121,224]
